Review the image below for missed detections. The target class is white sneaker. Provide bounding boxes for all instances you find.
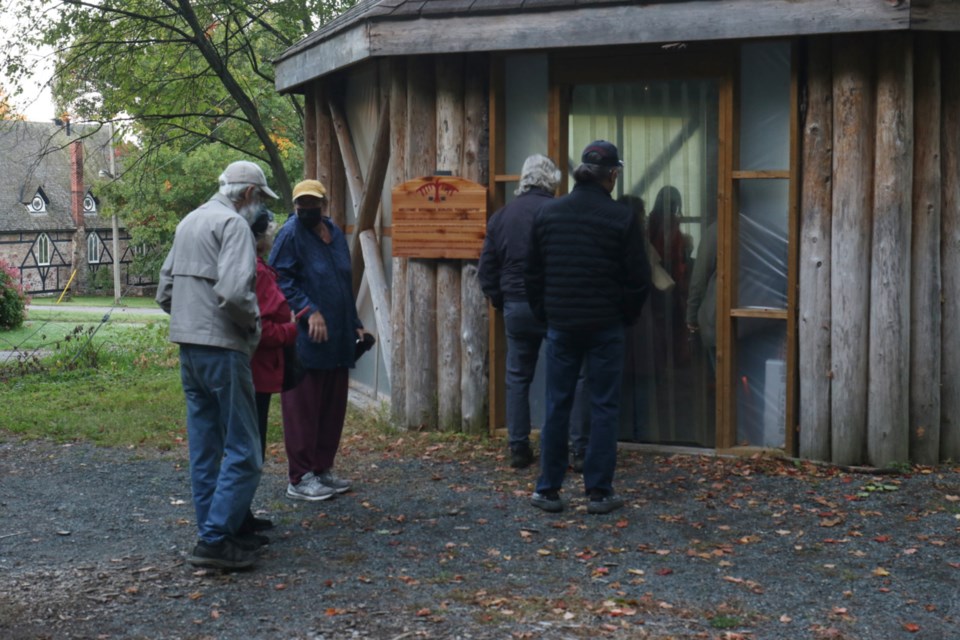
[286,471,336,502]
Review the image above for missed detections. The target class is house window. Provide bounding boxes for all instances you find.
[36,234,51,266]
[28,188,49,214]
[83,190,98,215]
[88,233,102,264]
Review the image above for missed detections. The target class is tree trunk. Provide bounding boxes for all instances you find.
[798,37,834,462]
[830,34,875,466]
[910,34,942,465]
[868,33,913,467]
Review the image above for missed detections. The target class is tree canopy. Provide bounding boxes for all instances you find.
[2,0,357,205]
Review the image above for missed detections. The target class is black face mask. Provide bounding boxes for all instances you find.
[297,208,324,229]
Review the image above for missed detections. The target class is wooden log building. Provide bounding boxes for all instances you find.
[273,0,960,467]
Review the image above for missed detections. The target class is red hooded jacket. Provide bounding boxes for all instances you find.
[251,257,298,393]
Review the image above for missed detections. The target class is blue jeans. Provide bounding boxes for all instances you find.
[503,300,546,448]
[536,325,625,496]
[180,344,262,544]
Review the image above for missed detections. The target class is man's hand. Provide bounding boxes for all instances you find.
[308,311,328,342]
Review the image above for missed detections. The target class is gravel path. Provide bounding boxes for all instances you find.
[1,431,959,640]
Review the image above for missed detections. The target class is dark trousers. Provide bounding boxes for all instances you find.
[281,368,349,485]
[255,392,271,458]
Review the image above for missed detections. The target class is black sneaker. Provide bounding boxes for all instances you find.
[188,538,256,570]
[239,513,274,534]
[510,444,535,469]
[232,531,269,551]
[570,451,585,473]
[587,491,624,515]
[531,490,564,513]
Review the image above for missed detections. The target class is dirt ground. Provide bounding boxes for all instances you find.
[1,425,959,640]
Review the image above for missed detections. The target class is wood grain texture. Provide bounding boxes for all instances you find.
[389,60,408,425]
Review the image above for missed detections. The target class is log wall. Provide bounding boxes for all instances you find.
[800,32,960,465]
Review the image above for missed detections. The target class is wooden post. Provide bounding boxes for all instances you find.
[461,52,490,436]
[389,60,408,425]
[941,34,960,461]
[351,102,392,296]
[360,229,392,376]
[798,37,834,462]
[315,84,333,187]
[404,55,438,429]
[910,34,942,465]
[868,33,913,467]
[329,97,365,221]
[304,85,318,181]
[830,34,875,466]
[436,56,464,432]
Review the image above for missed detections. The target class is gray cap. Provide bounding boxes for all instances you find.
[220,160,279,199]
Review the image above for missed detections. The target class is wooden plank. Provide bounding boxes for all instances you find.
[487,54,507,437]
[359,229,392,377]
[909,34,942,465]
[461,52,490,437]
[351,98,392,296]
[715,60,736,449]
[784,40,801,457]
[729,308,789,320]
[912,0,960,32]
[329,97,364,219]
[941,34,960,461]
[830,34,876,466]
[304,84,318,180]
[732,170,791,180]
[868,32,913,467]
[392,176,488,258]
[404,55,438,429]
[389,59,408,426]
[798,37,833,462]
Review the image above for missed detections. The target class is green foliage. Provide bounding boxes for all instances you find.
[0,258,29,330]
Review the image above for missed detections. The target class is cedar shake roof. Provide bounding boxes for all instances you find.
[0,121,112,233]
[274,0,951,92]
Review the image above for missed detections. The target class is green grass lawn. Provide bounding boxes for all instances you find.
[29,295,159,309]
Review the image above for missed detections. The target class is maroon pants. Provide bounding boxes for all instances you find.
[281,368,349,484]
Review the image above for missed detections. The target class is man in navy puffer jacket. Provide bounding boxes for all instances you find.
[525,140,651,515]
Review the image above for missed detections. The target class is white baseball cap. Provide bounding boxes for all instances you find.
[220,160,278,199]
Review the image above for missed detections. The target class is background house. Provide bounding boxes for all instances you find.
[0,120,134,297]
[272,0,960,467]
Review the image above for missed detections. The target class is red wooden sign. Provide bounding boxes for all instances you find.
[391,176,487,259]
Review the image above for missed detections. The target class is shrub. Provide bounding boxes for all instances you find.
[0,258,28,330]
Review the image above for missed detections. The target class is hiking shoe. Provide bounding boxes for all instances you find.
[188,538,256,570]
[587,492,625,515]
[509,444,535,469]
[531,491,564,513]
[570,451,585,473]
[232,531,269,551]
[316,470,352,494]
[286,472,336,501]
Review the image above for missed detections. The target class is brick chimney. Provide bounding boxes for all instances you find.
[71,140,84,227]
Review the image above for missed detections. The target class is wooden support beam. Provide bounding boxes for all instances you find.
[359,229,392,377]
[461,52,490,436]
[830,34,876,465]
[940,34,960,461]
[799,37,834,462]
[329,97,365,221]
[351,101,392,297]
[404,55,438,429]
[909,33,942,465]
[868,32,913,467]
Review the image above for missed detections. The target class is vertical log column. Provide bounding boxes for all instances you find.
[436,56,464,431]
[799,38,834,462]
[868,33,913,467]
[830,35,875,466]
[315,84,334,190]
[389,61,408,425]
[461,52,490,436]
[910,34,942,465]
[328,78,348,231]
[404,56,438,429]
[941,34,960,461]
[304,85,318,181]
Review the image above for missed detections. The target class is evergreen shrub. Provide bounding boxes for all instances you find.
[0,258,28,330]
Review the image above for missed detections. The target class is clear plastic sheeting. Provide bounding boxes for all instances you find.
[737,180,789,310]
[736,319,787,448]
[740,41,791,171]
[505,54,549,174]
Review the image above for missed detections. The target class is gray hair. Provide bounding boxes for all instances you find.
[218,175,254,203]
[515,154,561,195]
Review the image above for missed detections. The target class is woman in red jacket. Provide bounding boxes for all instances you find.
[243,209,298,533]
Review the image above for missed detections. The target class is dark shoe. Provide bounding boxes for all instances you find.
[510,444,535,469]
[239,513,274,534]
[571,451,585,473]
[188,538,256,570]
[232,531,269,551]
[587,491,624,515]
[531,491,564,513]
